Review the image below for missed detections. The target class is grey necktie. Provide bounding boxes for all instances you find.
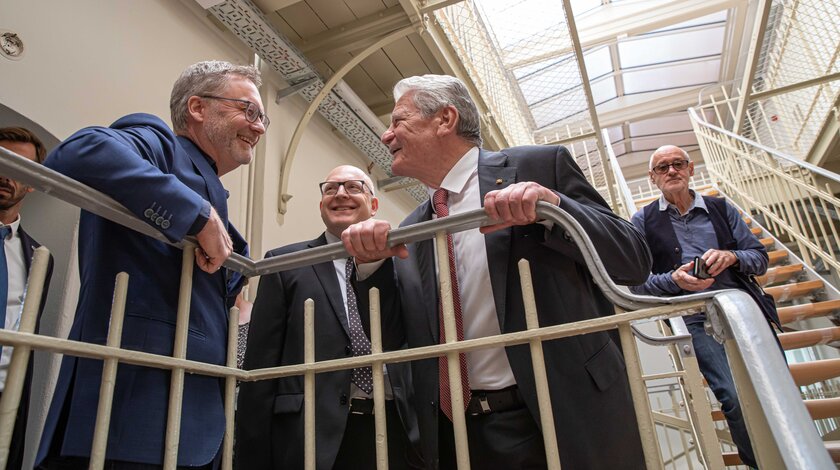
[344,258,373,394]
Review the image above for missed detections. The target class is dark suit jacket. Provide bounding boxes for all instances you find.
[7,227,53,470]
[236,233,416,469]
[362,146,652,469]
[36,114,248,466]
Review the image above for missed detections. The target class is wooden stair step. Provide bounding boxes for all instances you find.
[768,250,789,265]
[805,397,840,420]
[742,216,752,224]
[825,441,840,463]
[778,299,840,324]
[789,359,840,386]
[756,263,803,286]
[751,227,762,235]
[764,279,823,302]
[759,237,774,248]
[779,326,840,350]
[722,452,742,466]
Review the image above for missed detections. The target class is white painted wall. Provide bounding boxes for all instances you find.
[0,0,416,466]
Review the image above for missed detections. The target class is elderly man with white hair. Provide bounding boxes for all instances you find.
[630,144,782,469]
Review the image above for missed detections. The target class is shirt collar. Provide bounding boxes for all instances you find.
[426,146,479,201]
[324,230,339,244]
[657,189,708,214]
[0,215,21,238]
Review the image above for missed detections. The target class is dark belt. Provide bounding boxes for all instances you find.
[465,386,525,416]
[349,397,377,415]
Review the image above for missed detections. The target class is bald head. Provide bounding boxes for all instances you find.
[319,165,378,237]
[649,145,690,170]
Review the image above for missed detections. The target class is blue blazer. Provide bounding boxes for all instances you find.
[37,114,247,466]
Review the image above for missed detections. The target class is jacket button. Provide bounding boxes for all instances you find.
[563,231,572,241]
[345,345,352,355]
[674,247,681,253]
[340,394,348,405]
[430,401,436,407]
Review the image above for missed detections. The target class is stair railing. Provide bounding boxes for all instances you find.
[690,107,840,277]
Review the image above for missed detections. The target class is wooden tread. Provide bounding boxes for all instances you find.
[779,326,840,350]
[756,263,803,286]
[768,250,789,265]
[789,359,840,386]
[759,237,774,248]
[751,227,762,235]
[805,397,840,420]
[778,299,840,324]
[764,279,823,302]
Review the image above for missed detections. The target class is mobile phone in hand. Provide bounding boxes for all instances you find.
[692,256,711,279]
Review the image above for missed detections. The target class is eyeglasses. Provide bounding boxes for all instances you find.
[652,160,690,175]
[199,95,270,128]
[319,180,370,196]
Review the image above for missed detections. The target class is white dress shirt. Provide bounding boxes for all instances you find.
[430,147,516,390]
[325,231,393,400]
[0,216,28,391]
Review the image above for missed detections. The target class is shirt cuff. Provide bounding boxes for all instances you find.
[187,200,212,236]
[355,258,386,281]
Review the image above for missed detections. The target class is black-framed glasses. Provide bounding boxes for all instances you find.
[319,180,370,196]
[652,160,690,175]
[199,95,270,128]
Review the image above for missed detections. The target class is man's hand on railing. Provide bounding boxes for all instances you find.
[480,182,560,234]
[341,218,408,264]
[195,207,233,273]
[672,261,715,292]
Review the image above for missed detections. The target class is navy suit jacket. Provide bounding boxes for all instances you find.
[37,114,247,466]
[7,227,53,470]
[362,146,652,469]
[236,234,416,469]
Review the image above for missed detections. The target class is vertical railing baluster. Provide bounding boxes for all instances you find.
[517,260,561,469]
[163,244,195,469]
[222,305,240,470]
[368,288,389,470]
[0,247,50,468]
[304,299,316,470]
[89,272,130,469]
[434,231,470,469]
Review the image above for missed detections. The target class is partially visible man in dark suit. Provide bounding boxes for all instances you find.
[342,75,651,469]
[36,60,264,469]
[630,145,781,469]
[0,127,54,470]
[236,165,419,469]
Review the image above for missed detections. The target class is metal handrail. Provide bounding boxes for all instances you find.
[689,107,840,185]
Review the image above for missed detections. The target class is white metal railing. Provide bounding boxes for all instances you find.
[0,148,832,469]
[690,107,840,274]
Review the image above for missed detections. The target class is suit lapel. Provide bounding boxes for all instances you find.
[478,150,516,330]
[406,202,440,342]
[18,227,38,276]
[309,234,352,338]
[177,136,228,223]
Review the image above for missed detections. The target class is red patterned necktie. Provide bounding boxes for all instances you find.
[432,188,471,421]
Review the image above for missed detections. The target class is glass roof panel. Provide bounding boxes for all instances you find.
[570,0,603,17]
[591,77,617,104]
[650,11,727,33]
[622,59,721,94]
[618,27,725,68]
[584,46,613,79]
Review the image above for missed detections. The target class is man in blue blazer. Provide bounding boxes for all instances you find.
[0,127,55,470]
[36,61,266,469]
[343,75,651,469]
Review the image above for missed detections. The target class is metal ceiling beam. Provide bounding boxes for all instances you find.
[561,0,618,209]
[295,5,412,62]
[732,0,772,134]
[251,0,304,12]
[418,0,465,14]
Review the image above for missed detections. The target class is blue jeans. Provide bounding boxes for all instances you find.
[687,321,757,468]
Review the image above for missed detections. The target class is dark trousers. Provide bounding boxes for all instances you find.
[687,321,757,468]
[39,455,218,469]
[437,405,547,469]
[333,400,421,470]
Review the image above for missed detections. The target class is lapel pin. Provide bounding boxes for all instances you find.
[495,178,503,185]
